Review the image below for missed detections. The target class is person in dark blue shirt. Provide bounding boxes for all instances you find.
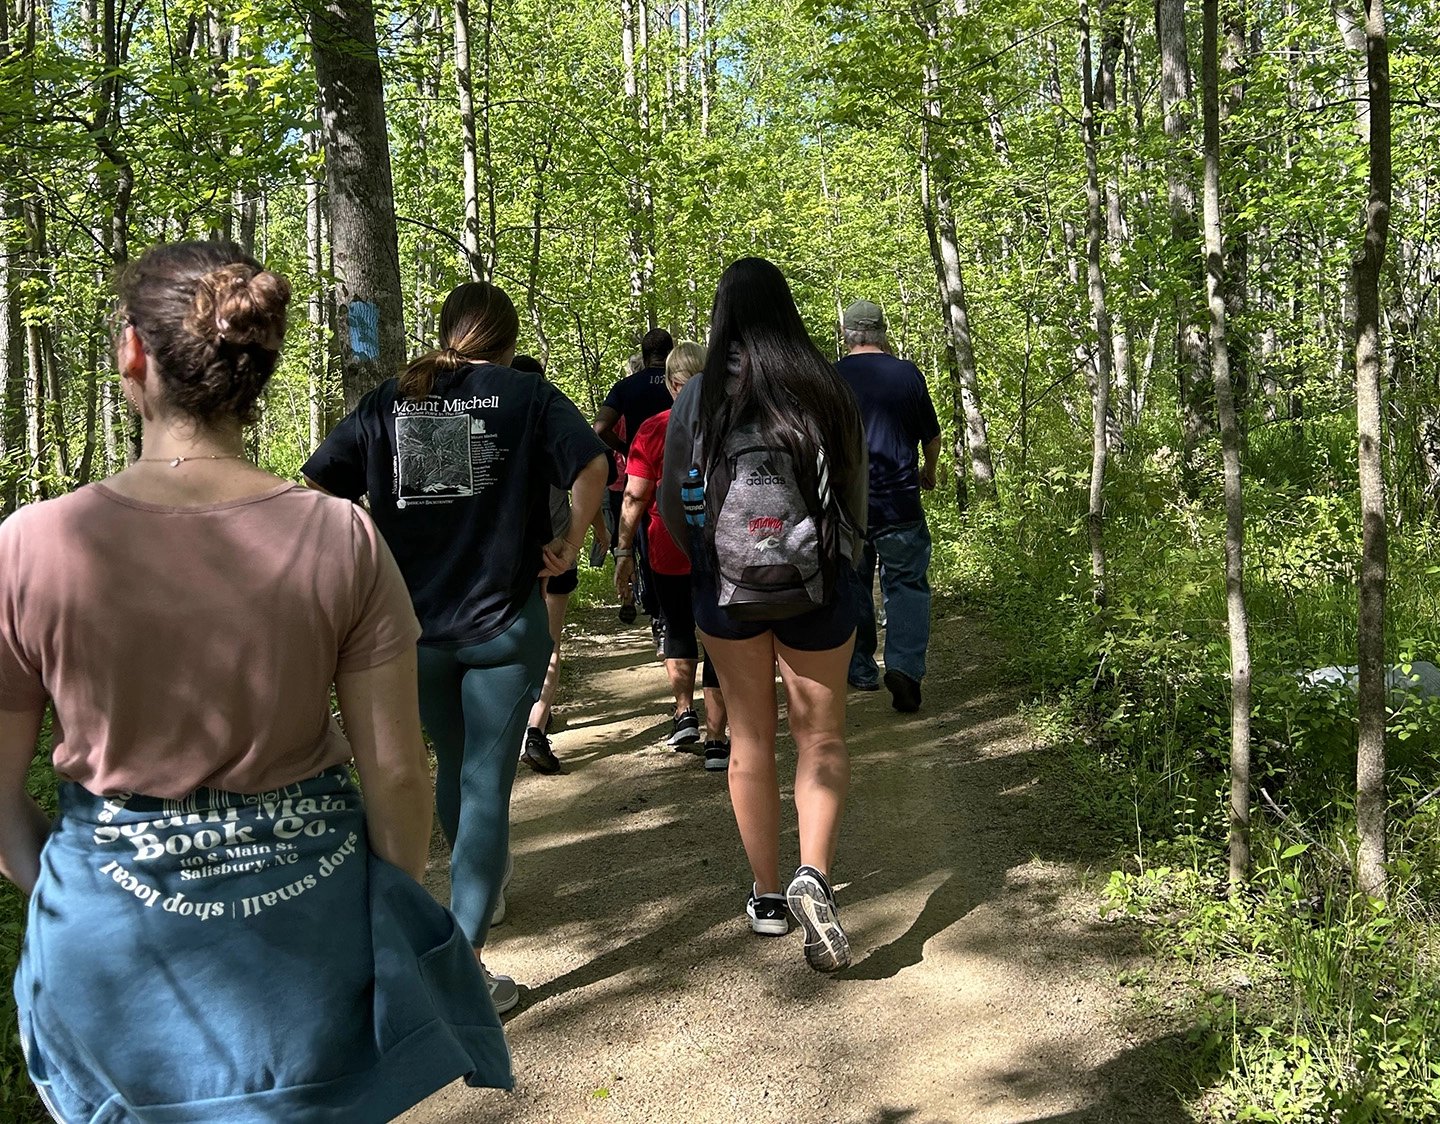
[593,328,674,643]
[834,300,941,713]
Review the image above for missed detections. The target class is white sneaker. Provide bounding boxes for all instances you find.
[491,851,514,926]
[481,961,520,1014]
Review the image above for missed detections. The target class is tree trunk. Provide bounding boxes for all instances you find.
[918,24,994,495]
[526,144,553,368]
[1158,0,1208,495]
[1080,0,1111,606]
[1098,0,1132,429]
[1204,0,1252,890]
[1353,0,1390,903]
[453,0,483,278]
[307,124,326,448]
[309,0,407,411]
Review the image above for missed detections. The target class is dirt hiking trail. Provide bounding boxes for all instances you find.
[399,604,1188,1124]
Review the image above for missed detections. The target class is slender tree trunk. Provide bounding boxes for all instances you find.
[1158,0,1208,496]
[919,18,994,494]
[696,0,709,135]
[1098,0,1132,429]
[453,0,483,279]
[526,144,553,367]
[479,0,497,277]
[1080,0,1111,606]
[1353,0,1390,903]
[307,125,326,448]
[1204,0,1252,889]
[309,0,407,411]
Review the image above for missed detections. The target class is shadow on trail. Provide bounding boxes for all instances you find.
[411,601,1210,1122]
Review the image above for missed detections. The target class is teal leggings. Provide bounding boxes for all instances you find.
[417,588,553,949]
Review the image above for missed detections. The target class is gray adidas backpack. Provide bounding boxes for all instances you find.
[694,425,840,621]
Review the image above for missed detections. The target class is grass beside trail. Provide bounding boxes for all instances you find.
[932,419,1440,1123]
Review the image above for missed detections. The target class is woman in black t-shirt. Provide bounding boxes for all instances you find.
[304,283,609,1013]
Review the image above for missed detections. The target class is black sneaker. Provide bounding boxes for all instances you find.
[521,726,561,775]
[703,739,731,771]
[787,865,851,972]
[668,708,701,746]
[746,886,791,935]
[883,669,922,713]
[651,616,666,657]
[619,602,637,624]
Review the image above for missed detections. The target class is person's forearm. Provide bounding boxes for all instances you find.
[336,655,432,882]
[0,706,49,894]
[0,790,50,894]
[565,455,609,546]
[922,438,941,472]
[618,491,647,551]
[358,769,432,882]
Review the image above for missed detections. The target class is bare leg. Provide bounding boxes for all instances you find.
[775,635,853,878]
[701,630,781,894]
[665,657,698,715]
[703,687,727,741]
[527,586,571,731]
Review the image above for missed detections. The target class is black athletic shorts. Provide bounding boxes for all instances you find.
[691,560,860,653]
[546,567,579,596]
[651,571,700,660]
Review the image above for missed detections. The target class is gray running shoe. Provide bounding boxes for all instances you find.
[786,865,851,972]
[491,851,514,926]
[481,962,520,1014]
[703,739,731,771]
[669,708,701,746]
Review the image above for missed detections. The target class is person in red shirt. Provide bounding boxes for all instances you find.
[615,342,730,770]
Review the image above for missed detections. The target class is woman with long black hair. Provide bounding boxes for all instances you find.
[659,257,867,972]
[305,282,609,1011]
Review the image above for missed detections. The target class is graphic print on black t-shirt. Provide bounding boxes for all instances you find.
[304,365,607,644]
[393,398,506,506]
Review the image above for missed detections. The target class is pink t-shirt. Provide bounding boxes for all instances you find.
[0,482,421,798]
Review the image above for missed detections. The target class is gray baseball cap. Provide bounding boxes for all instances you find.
[842,299,886,332]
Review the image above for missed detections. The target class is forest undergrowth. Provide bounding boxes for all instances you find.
[937,414,1440,1123]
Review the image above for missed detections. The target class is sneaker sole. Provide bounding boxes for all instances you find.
[668,729,702,746]
[749,915,790,936]
[704,756,730,771]
[787,875,851,972]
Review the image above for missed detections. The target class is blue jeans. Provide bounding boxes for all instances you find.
[417,588,552,949]
[849,519,932,686]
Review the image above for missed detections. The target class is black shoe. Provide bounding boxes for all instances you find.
[703,739,731,771]
[521,726,561,774]
[652,616,666,657]
[668,708,701,746]
[883,669,921,712]
[746,886,791,935]
[619,602,637,624]
[787,865,850,972]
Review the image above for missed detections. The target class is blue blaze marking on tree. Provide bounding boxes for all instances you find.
[348,301,380,361]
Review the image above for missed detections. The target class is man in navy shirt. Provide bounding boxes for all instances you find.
[835,300,941,712]
[594,328,675,641]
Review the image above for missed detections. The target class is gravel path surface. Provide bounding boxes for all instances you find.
[398,605,1189,1124]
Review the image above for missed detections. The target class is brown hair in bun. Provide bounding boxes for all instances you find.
[118,241,292,426]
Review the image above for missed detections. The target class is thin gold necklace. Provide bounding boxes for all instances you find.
[137,454,248,468]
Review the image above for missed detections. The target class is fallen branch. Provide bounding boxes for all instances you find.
[1259,787,1348,868]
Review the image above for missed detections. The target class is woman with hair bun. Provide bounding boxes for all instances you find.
[305,282,609,1013]
[0,241,510,1122]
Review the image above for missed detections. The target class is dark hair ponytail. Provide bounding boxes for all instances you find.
[118,241,291,427]
[699,257,861,508]
[400,281,519,399]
